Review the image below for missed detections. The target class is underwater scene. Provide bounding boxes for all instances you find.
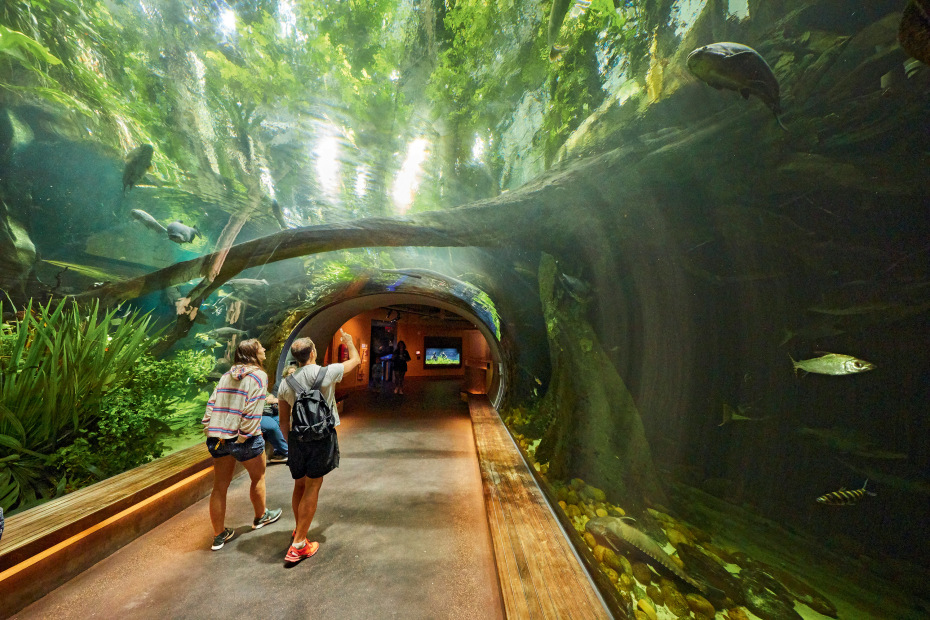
[0,0,929,617]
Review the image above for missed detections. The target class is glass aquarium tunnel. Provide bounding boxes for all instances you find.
[1,0,930,618]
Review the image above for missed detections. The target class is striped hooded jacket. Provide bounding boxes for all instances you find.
[202,365,267,441]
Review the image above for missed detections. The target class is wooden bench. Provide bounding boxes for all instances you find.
[467,395,610,619]
[0,443,217,617]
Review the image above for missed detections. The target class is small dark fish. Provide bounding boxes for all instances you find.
[166,220,202,244]
[123,144,154,192]
[687,42,786,130]
[790,352,874,376]
[547,0,590,61]
[899,0,930,66]
[271,199,288,230]
[816,480,876,506]
[130,209,167,234]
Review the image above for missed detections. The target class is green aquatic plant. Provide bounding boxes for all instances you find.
[49,349,214,491]
[0,298,157,512]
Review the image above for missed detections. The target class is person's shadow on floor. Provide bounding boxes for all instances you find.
[234,523,331,565]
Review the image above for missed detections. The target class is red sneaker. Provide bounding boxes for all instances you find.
[284,540,320,564]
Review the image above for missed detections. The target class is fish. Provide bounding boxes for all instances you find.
[206,327,248,338]
[797,427,907,460]
[122,144,154,192]
[740,567,804,620]
[687,42,786,130]
[271,199,288,230]
[806,302,898,316]
[547,0,590,61]
[585,516,708,594]
[559,272,593,303]
[227,278,269,287]
[836,459,930,496]
[166,220,202,244]
[719,403,769,426]
[899,0,930,66]
[129,209,167,234]
[779,324,845,346]
[816,480,876,506]
[790,352,874,376]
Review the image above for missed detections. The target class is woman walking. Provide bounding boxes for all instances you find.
[392,340,411,394]
[202,339,283,550]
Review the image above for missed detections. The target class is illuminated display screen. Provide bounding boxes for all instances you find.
[423,337,462,368]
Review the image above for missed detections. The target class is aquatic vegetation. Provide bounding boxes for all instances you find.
[49,349,214,492]
[0,299,155,511]
[0,299,212,513]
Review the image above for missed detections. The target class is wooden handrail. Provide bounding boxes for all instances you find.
[0,443,211,572]
[467,395,610,619]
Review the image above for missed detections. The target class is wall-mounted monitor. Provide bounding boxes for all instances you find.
[423,336,462,368]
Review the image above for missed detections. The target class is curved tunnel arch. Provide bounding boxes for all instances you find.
[276,287,510,409]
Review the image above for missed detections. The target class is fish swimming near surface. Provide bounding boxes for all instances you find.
[166,220,202,244]
[548,0,591,61]
[687,42,786,130]
[585,516,708,594]
[816,480,876,506]
[790,352,874,376]
[899,0,930,66]
[123,144,154,192]
[130,209,167,234]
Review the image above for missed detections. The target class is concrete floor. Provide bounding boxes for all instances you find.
[16,379,504,620]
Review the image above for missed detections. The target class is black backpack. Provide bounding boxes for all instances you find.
[285,367,335,441]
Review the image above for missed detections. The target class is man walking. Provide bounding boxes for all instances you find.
[278,329,360,564]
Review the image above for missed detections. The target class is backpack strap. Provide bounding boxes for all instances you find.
[285,373,304,396]
[310,366,328,391]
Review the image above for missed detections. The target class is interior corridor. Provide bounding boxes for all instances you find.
[13,379,504,620]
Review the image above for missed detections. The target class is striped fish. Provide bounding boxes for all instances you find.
[816,480,876,505]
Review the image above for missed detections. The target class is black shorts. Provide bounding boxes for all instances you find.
[287,430,339,479]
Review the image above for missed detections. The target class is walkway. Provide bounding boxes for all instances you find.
[13,379,504,620]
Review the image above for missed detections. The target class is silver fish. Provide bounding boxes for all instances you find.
[166,220,202,244]
[206,327,248,338]
[585,516,707,593]
[227,278,269,287]
[130,209,167,234]
[790,352,875,375]
[687,42,786,130]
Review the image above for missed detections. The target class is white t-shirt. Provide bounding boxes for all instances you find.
[277,363,346,427]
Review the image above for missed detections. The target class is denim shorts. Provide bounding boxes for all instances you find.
[206,435,266,462]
